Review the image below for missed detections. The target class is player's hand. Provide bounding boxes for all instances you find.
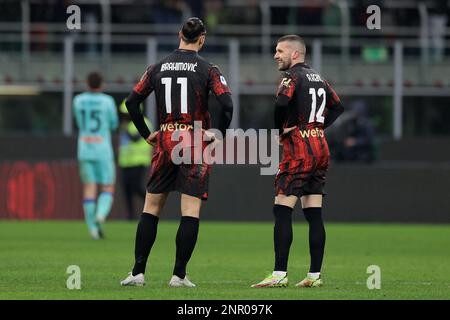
[281,126,296,135]
[276,126,296,145]
[202,129,223,150]
[203,129,218,142]
[145,131,159,146]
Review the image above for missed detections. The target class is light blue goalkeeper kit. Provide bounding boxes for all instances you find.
[74,92,118,164]
[73,91,118,238]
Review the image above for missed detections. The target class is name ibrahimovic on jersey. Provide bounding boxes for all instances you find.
[161,62,198,72]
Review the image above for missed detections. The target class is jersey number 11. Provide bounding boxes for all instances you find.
[161,77,188,114]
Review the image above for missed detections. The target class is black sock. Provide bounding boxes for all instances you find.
[132,213,159,276]
[173,216,199,279]
[303,207,326,273]
[273,204,293,272]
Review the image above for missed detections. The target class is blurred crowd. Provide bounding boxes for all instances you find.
[1,0,447,62]
[1,0,449,164]
[327,99,377,164]
[0,0,447,29]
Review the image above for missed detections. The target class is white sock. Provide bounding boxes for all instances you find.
[307,272,320,280]
[272,271,287,277]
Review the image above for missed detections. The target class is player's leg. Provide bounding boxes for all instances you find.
[252,194,297,288]
[95,160,116,224]
[96,184,114,222]
[296,193,325,288]
[121,133,178,286]
[92,184,113,238]
[79,161,100,239]
[121,192,168,286]
[169,160,209,288]
[273,194,297,273]
[82,183,99,239]
[133,192,168,275]
[169,194,201,288]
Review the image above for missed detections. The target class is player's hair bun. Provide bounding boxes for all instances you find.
[181,17,206,42]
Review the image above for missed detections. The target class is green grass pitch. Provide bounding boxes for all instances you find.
[0,220,449,300]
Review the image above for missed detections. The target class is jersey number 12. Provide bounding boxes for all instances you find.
[161,77,188,114]
[308,88,326,123]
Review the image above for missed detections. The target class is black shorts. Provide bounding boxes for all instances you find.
[275,129,330,198]
[274,156,329,198]
[146,132,211,200]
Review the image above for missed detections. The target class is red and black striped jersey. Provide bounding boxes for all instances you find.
[133,49,230,130]
[275,62,343,130]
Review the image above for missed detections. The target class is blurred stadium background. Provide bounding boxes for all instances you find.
[0,0,449,223]
[1,0,450,301]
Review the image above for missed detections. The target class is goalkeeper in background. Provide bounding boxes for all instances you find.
[73,72,119,239]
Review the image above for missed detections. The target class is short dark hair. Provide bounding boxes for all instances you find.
[181,17,206,44]
[277,35,305,47]
[87,72,103,89]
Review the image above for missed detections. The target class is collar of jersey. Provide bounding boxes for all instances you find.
[175,49,198,54]
[290,62,309,69]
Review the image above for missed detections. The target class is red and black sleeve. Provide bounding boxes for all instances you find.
[208,66,233,135]
[133,66,155,98]
[274,74,296,131]
[125,65,156,139]
[323,80,344,128]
